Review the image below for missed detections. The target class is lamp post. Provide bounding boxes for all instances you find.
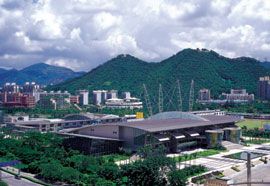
[247,152,251,186]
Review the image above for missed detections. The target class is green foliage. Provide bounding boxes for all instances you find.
[0,181,8,186]
[2,107,81,119]
[174,149,224,163]
[0,129,209,185]
[138,145,166,158]
[168,165,207,186]
[121,145,176,186]
[48,49,270,111]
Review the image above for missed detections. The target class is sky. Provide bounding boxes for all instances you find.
[0,0,270,71]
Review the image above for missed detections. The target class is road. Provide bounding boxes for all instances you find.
[1,171,39,186]
[231,163,270,185]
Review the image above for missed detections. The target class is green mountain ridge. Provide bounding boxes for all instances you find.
[49,48,270,111]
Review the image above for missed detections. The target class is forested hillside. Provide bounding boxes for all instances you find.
[49,49,270,111]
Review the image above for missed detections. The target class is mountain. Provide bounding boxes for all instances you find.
[49,49,270,111]
[0,63,85,86]
[260,61,270,69]
[0,68,8,75]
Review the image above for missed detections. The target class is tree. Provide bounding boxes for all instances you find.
[121,155,175,186]
[95,178,116,186]
[138,144,166,158]
[168,170,188,186]
[39,160,63,181]
[0,181,8,186]
[97,162,120,182]
[61,167,82,183]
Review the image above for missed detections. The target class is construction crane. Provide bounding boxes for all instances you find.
[143,84,153,116]
[189,79,194,111]
[158,84,163,113]
[176,80,183,111]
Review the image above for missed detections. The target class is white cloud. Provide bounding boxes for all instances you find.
[93,12,121,30]
[0,0,270,71]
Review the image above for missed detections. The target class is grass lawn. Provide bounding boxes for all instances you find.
[236,119,270,129]
[102,154,130,162]
[174,149,224,162]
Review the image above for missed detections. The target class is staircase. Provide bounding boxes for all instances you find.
[222,141,243,150]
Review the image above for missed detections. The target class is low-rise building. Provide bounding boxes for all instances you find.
[59,111,242,155]
[70,95,79,104]
[222,89,254,103]
[6,113,124,133]
[105,97,143,109]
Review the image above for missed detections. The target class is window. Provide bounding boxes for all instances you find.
[113,131,117,134]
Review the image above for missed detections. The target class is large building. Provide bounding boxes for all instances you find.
[107,90,118,99]
[60,111,242,155]
[258,76,270,100]
[222,89,254,103]
[198,89,211,101]
[77,90,89,106]
[93,90,108,105]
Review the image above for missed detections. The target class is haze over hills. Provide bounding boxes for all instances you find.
[0,63,85,86]
[49,48,270,111]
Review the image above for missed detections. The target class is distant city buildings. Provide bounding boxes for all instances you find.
[222,89,254,103]
[2,82,20,93]
[22,82,41,102]
[93,90,108,105]
[0,82,36,109]
[107,90,118,99]
[93,90,143,109]
[77,90,89,106]
[69,95,79,104]
[198,88,254,104]
[38,91,71,110]
[258,76,270,100]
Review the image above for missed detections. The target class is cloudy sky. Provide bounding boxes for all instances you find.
[0,0,270,71]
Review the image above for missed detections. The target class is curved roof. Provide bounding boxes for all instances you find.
[148,111,208,121]
[63,113,94,120]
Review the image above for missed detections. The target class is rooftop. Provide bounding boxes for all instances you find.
[68,113,242,133]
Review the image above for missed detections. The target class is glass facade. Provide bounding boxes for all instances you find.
[63,136,121,155]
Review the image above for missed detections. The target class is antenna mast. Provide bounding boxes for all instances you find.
[177,80,183,111]
[189,80,194,111]
[158,84,163,113]
[143,84,153,116]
